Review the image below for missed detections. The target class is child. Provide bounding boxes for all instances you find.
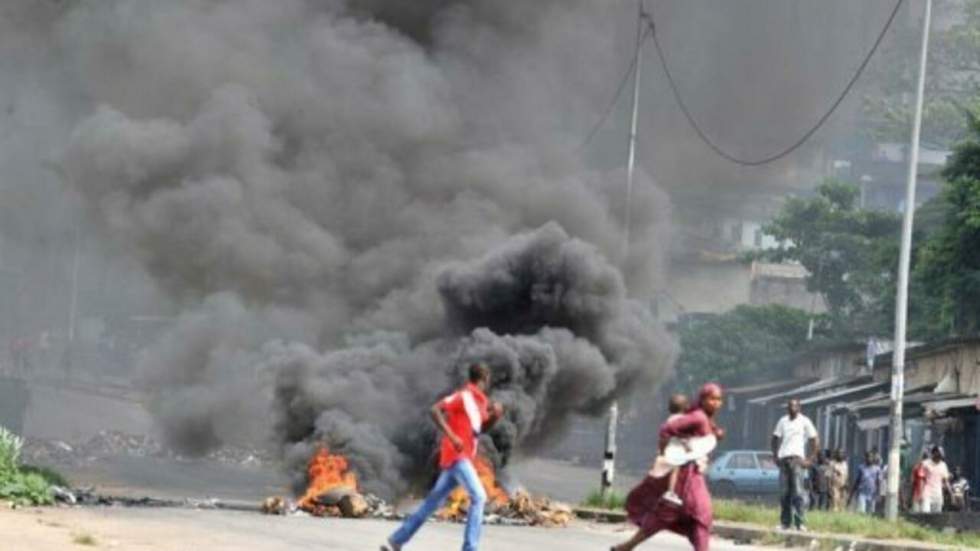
[660,394,690,506]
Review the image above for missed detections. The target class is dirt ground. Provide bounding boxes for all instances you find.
[0,505,782,551]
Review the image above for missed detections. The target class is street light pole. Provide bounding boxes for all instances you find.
[602,0,645,499]
[886,0,932,522]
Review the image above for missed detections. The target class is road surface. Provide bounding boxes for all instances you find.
[1,506,784,551]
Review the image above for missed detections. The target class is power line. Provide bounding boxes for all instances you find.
[579,24,653,150]
[646,0,905,166]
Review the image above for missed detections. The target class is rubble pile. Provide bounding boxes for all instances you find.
[262,491,399,520]
[440,489,573,527]
[21,430,275,468]
[76,430,164,459]
[496,491,573,527]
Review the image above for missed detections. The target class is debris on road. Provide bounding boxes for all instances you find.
[21,430,276,469]
[436,488,572,527]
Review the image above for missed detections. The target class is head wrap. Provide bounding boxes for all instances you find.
[698,382,723,406]
[691,383,723,415]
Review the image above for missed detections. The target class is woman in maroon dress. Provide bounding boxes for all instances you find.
[611,383,725,551]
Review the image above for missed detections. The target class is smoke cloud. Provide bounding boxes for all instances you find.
[5,0,681,497]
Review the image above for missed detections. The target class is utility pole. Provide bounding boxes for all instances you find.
[602,0,645,499]
[886,0,931,522]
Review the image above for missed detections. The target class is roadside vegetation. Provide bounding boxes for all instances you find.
[582,489,627,511]
[579,494,980,548]
[0,426,64,506]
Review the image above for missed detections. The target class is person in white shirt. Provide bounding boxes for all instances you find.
[920,446,951,514]
[771,399,819,531]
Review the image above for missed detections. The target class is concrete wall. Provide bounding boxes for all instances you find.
[20,380,153,442]
[666,259,752,315]
[792,349,866,380]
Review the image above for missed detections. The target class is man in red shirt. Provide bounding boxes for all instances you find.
[384,363,503,551]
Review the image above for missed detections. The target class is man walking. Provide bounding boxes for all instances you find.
[771,399,819,531]
[849,451,883,514]
[383,363,503,551]
[920,446,951,514]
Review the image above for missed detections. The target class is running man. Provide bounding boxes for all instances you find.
[383,363,503,551]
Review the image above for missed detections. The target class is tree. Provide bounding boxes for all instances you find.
[760,180,901,335]
[864,0,980,148]
[674,304,816,391]
[913,111,980,337]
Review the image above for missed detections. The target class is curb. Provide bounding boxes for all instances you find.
[571,508,964,551]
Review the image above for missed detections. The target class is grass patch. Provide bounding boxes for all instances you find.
[575,493,980,548]
[72,532,97,546]
[714,499,980,549]
[581,489,627,511]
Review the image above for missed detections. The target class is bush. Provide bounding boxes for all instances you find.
[0,426,23,475]
[0,426,58,506]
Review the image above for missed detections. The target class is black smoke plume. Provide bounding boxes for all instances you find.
[9,0,679,497]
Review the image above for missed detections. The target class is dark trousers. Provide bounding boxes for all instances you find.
[809,491,828,510]
[780,458,808,529]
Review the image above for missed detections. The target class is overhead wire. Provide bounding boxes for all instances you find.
[579,23,653,150]
[645,0,905,166]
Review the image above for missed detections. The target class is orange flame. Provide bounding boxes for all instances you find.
[437,455,509,520]
[298,447,358,512]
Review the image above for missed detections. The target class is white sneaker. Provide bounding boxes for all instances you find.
[661,491,683,506]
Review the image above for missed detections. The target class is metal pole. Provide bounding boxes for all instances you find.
[622,0,644,260]
[602,0,645,499]
[886,0,931,522]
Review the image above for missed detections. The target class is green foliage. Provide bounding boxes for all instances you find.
[0,426,23,476]
[20,464,70,489]
[864,0,980,148]
[912,115,980,338]
[0,472,54,506]
[581,489,626,511]
[674,304,814,391]
[760,180,900,336]
[0,426,58,506]
[713,499,980,548]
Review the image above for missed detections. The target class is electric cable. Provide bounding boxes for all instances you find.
[646,0,904,166]
[579,24,653,150]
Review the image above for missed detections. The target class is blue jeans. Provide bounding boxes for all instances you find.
[856,492,877,514]
[390,459,487,551]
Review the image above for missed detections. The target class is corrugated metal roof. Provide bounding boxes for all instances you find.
[799,381,887,406]
[747,375,871,406]
[727,378,818,396]
[922,396,978,415]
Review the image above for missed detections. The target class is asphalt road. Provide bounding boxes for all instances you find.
[2,506,785,551]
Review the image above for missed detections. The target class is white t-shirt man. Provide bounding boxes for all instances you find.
[922,459,950,513]
[772,414,818,460]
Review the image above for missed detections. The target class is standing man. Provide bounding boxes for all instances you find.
[849,451,883,514]
[383,363,503,551]
[771,399,819,531]
[828,449,849,512]
[920,446,951,514]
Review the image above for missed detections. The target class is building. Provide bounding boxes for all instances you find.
[834,337,980,487]
[724,341,885,452]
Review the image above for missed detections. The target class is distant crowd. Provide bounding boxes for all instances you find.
[772,399,969,532]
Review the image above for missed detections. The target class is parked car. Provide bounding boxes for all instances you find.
[706,450,780,497]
